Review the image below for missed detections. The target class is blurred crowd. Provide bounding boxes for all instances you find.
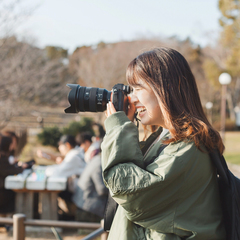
[0,123,108,223]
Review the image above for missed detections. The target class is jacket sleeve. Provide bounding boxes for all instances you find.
[101,112,200,228]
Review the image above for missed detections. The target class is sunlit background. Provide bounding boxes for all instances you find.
[0,0,240,167]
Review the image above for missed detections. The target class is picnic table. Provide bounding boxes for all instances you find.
[4,165,67,220]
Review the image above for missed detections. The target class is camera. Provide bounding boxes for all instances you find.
[64,83,131,114]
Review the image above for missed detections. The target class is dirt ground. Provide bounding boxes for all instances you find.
[0,227,102,240]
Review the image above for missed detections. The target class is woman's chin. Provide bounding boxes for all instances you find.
[139,117,149,126]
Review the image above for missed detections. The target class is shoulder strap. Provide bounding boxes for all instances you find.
[103,193,118,232]
[209,150,229,185]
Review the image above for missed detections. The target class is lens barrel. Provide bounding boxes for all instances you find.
[64,84,111,113]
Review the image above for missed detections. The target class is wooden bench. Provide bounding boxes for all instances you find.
[4,166,67,220]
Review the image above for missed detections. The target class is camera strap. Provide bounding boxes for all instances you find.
[134,112,141,128]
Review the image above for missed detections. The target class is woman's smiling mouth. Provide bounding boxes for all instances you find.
[137,107,146,117]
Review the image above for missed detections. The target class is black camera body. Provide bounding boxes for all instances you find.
[64,83,131,114]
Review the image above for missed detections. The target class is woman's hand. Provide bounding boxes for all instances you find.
[127,95,136,122]
[105,96,136,122]
[18,161,28,169]
[105,101,116,117]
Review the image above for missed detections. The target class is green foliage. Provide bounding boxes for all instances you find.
[218,0,240,78]
[37,117,94,148]
[224,131,240,165]
[62,117,94,136]
[37,126,62,148]
[188,45,201,63]
[226,46,240,77]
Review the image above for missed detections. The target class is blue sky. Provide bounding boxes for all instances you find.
[16,0,221,52]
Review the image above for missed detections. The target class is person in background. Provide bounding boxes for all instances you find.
[2,131,34,169]
[0,134,28,213]
[75,131,93,154]
[45,135,86,178]
[45,133,92,220]
[67,132,93,193]
[72,136,108,223]
[82,124,105,161]
[92,123,105,144]
[37,132,93,164]
[2,131,19,165]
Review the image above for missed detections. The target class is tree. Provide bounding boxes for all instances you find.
[45,46,68,60]
[69,39,207,91]
[0,36,75,128]
[219,0,240,77]
[218,0,240,119]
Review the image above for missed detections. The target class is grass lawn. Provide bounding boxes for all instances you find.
[224,131,240,165]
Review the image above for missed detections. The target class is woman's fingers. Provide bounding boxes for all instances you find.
[127,96,136,122]
[105,99,136,122]
[109,102,116,114]
[106,102,116,117]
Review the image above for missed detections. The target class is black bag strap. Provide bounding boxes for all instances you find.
[208,149,240,240]
[209,150,230,185]
[103,193,118,232]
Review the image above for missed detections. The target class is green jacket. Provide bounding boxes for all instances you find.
[101,112,226,240]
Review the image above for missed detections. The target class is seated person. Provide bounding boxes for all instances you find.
[0,134,28,213]
[2,131,18,165]
[72,140,108,222]
[92,123,105,144]
[75,131,93,155]
[2,130,35,168]
[45,135,86,178]
[45,133,92,220]
[67,132,93,193]
[37,132,93,165]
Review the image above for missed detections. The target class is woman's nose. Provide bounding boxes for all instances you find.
[130,93,138,104]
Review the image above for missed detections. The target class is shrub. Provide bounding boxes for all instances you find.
[37,117,95,148]
[37,126,62,148]
[62,117,94,136]
[213,119,237,131]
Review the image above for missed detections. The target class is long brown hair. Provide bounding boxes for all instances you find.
[127,47,224,154]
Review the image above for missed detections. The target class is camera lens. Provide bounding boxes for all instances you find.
[65,84,111,113]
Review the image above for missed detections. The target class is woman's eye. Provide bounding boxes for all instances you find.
[134,88,141,91]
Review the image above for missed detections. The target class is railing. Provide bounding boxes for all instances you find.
[0,214,106,240]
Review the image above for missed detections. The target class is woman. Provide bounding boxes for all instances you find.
[0,134,25,213]
[101,48,225,239]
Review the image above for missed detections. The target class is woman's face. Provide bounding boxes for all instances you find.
[130,79,166,127]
